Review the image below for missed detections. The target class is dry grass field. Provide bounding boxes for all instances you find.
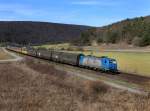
[0,58,150,111]
[0,48,14,60]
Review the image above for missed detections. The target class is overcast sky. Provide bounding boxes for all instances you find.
[0,0,150,26]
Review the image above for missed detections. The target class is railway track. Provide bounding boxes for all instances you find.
[28,56,150,96]
[6,48,150,95]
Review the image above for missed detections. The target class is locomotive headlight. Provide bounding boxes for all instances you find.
[112,61,117,64]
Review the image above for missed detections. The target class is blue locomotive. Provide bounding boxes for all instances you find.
[79,55,117,72]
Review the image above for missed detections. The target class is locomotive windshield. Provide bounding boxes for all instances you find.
[109,59,117,64]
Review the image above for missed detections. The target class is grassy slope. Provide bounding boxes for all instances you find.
[0,58,149,111]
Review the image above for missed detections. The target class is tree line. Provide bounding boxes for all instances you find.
[80,16,150,46]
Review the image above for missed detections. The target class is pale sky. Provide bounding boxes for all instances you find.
[0,0,150,26]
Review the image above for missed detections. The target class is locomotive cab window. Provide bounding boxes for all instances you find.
[110,60,117,64]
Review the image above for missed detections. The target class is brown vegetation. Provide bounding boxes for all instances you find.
[0,58,150,111]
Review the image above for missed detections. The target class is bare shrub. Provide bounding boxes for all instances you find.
[132,36,141,46]
[84,81,108,94]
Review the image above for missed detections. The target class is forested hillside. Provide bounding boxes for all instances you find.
[80,16,150,46]
[1,16,150,47]
[0,21,90,45]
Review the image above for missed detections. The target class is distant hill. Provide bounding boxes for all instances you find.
[80,16,150,46]
[0,21,90,45]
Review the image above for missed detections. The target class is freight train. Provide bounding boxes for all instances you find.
[6,45,118,72]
